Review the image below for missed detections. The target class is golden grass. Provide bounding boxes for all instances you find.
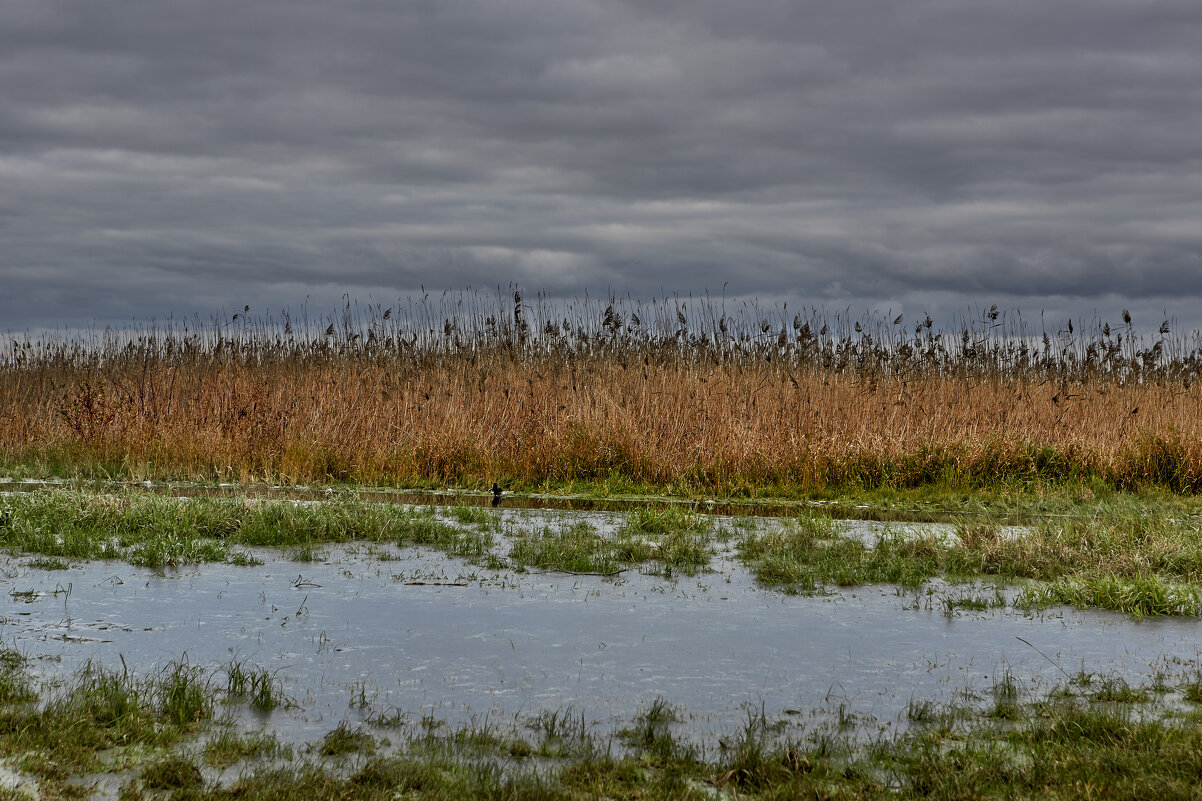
[3,293,1202,493]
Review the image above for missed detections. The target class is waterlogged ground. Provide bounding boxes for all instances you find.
[5,504,1202,755]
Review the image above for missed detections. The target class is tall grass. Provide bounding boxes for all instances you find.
[4,291,1202,495]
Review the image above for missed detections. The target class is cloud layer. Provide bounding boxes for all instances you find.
[3,0,1201,331]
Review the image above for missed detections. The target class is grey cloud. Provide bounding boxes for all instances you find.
[2,0,1201,333]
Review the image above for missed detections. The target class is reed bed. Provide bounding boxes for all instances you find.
[4,290,1202,495]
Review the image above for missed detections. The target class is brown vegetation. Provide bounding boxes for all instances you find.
[3,292,1202,494]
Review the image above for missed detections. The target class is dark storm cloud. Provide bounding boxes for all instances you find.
[2,0,1201,332]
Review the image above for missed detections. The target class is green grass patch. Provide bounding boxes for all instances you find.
[318,722,375,757]
[203,730,286,768]
[508,509,715,576]
[0,489,501,567]
[739,509,1202,615]
[738,513,942,592]
[0,649,35,705]
[221,658,287,712]
[1018,574,1202,617]
[508,521,623,574]
[139,755,204,791]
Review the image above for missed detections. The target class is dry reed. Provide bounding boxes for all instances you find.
[3,291,1202,494]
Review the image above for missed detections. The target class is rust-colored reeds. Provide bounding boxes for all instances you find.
[3,291,1202,493]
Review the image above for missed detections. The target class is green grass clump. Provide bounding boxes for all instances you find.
[942,588,1006,614]
[394,507,495,558]
[203,730,285,768]
[159,658,213,727]
[509,508,715,576]
[139,755,204,791]
[222,658,286,712]
[128,535,228,568]
[525,708,592,758]
[1089,677,1150,704]
[319,722,375,756]
[509,521,622,574]
[617,698,698,772]
[614,506,713,575]
[447,503,501,531]
[738,509,1202,616]
[1018,574,1202,616]
[2,666,157,782]
[0,648,35,705]
[739,513,942,592]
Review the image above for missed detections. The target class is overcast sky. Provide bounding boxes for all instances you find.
[3,0,1201,335]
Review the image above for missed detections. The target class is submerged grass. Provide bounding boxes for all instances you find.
[0,651,298,798]
[203,730,287,768]
[11,646,1202,800]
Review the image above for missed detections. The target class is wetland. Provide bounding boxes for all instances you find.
[5,484,1202,799]
[6,296,1202,797]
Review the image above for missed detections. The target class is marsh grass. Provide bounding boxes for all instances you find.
[221,658,287,712]
[0,488,499,567]
[1018,574,1202,616]
[0,652,285,796]
[526,708,592,758]
[508,521,622,574]
[25,556,69,570]
[1,664,168,784]
[739,511,1202,615]
[942,587,1006,615]
[0,649,34,705]
[738,513,942,592]
[139,755,204,791]
[203,731,286,769]
[6,293,1202,499]
[507,511,714,575]
[159,658,213,727]
[617,697,697,771]
[614,506,713,576]
[714,712,826,795]
[448,503,501,531]
[12,650,1202,800]
[319,722,376,757]
[1090,676,1150,704]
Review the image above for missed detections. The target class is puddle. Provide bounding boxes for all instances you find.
[4,506,1202,748]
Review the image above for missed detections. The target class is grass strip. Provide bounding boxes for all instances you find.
[0,488,495,567]
[739,510,1202,615]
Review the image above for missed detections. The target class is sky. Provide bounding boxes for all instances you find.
[3,0,1201,336]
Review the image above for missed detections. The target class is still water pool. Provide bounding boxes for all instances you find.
[4,508,1201,745]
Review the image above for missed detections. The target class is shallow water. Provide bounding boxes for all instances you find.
[4,507,1202,747]
[0,475,1039,524]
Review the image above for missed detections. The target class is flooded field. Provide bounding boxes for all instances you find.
[5,501,1202,753]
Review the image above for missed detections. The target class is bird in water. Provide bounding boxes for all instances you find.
[491,483,503,507]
